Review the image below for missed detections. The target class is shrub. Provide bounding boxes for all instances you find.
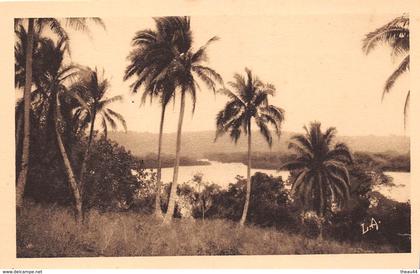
[83,137,156,212]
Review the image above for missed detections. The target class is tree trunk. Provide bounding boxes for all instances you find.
[164,91,186,223]
[16,111,23,155]
[79,110,96,195]
[79,109,96,219]
[16,18,35,210]
[240,120,252,226]
[155,105,166,218]
[55,96,83,221]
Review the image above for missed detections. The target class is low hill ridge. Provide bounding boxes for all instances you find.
[108,130,410,158]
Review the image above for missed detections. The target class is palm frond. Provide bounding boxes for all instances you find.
[102,95,123,107]
[106,108,127,132]
[362,15,409,55]
[103,110,117,130]
[64,85,90,113]
[101,116,108,138]
[326,142,353,163]
[217,88,246,106]
[290,134,313,152]
[323,127,337,146]
[404,90,410,129]
[191,36,219,63]
[383,55,409,100]
[255,117,273,147]
[290,169,309,196]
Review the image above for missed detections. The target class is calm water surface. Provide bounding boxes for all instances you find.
[158,160,410,203]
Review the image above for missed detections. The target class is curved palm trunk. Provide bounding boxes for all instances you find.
[79,109,96,217]
[16,18,34,210]
[240,120,252,225]
[164,91,186,223]
[55,96,83,221]
[155,105,166,218]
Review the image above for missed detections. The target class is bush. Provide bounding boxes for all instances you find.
[202,172,300,230]
[83,137,156,212]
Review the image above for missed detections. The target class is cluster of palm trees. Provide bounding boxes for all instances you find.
[124,17,288,225]
[123,15,409,227]
[15,18,126,220]
[124,17,224,223]
[15,14,408,229]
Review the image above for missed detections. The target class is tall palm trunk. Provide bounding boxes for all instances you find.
[155,105,166,217]
[55,96,83,221]
[240,120,252,225]
[164,91,186,223]
[16,18,34,210]
[16,112,23,153]
[79,109,97,200]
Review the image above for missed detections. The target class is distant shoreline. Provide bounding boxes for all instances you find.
[139,151,410,172]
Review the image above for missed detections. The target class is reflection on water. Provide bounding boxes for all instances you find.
[158,160,410,203]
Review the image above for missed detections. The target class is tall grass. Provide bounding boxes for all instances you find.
[17,202,394,257]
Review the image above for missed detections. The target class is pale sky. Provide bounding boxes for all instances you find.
[65,14,409,136]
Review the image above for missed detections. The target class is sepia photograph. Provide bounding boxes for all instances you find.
[5,1,416,264]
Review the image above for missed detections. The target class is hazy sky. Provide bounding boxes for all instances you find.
[66,14,409,136]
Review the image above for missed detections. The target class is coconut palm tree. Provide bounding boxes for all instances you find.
[71,67,127,207]
[125,17,222,222]
[33,37,88,220]
[284,122,353,239]
[124,23,178,217]
[215,68,285,225]
[15,18,35,212]
[362,14,409,125]
[15,17,105,210]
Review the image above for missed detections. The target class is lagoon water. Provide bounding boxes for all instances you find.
[372,171,410,203]
[159,160,410,203]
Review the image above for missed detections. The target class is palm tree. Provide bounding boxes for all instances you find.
[15,17,105,210]
[125,17,222,222]
[71,67,127,209]
[362,14,409,125]
[124,23,178,217]
[284,122,353,239]
[15,18,35,212]
[215,68,285,225]
[34,37,88,220]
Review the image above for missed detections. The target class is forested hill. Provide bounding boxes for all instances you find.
[108,130,410,158]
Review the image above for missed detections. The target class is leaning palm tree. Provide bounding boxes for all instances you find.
[71,67,127,207]
[215,68,285,225]
[284,122,353,239]
[15,17,105,210]
[34,37,88,220]
[125,17,222,223]
[362,14,409,125]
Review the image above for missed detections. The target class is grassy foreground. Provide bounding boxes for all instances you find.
[17,204,394,257]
